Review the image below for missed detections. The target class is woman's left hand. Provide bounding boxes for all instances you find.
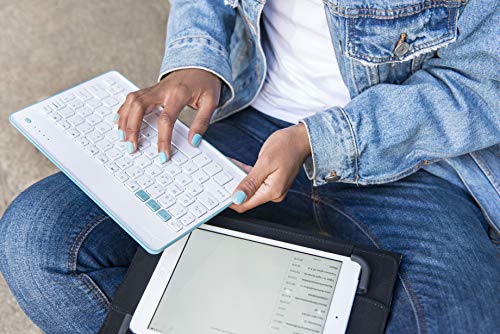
[230,123,311,213]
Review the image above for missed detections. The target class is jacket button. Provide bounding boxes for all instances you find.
[394,42,410,57]
[325,170,340,183]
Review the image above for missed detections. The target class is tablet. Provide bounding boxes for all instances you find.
[130,224,361,334]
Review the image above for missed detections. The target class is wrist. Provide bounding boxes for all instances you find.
[290,123,312,162]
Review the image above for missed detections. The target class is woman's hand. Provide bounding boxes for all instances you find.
[116,68,221,162]
[230,123,311,212]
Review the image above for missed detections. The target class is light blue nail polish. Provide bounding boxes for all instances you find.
[113,114,119,122]
[126,141,134,154]
[159,152,168,164]
[232,191,247,205]
[191,133,202,147]
[117,129,124,141]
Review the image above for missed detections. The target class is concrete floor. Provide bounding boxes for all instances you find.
[0,0,175,332]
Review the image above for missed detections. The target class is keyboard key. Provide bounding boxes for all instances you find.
[188,202,207,218]
[193,153,212,167]
[61,93,76,103]
[67,115,85,127]
[95,153,109,164]
[86,145,100,156]
[204,162,222,176]
[157,193,176,208]
[42,104,53,114]
[102,97,119,107]
[49,99,66,110]
[192,170,209,184]
[186,182,203,197]
[142,146,157,160]
[57,121,71,130]
[164,163,182,177]
[145,165,162,178]
[94,122,111,134]
[77,106,93,117]
[77,122,93,134]
[115,171,129,183]
[176,173,192,187]
[125,180,140,192]
[86,114,102,126]
[141,126,156,139]
[204,179,230,202]
[103,77,116,86]
[76,88,93,101]
[104,162,119,173]
[169,203,187,219]
[115,156,133,169]
[182,161,198,174]
[136,175,154,188]
[96,106,111,117]
[58,107,75,118]
[157,173,174,187]
[146,183,165,198]
[88,84,109,99]
[146,199,161,212]
[157,209,172,222]
[135,190,150,202]
[171,132,201,158]
[96,139,113,152]
[76,136,90,147]
[167,220,183,232]
[126,165,144,179]
[107,84,124,95]
[171,151,188,165]
[179,212,195,226]
[198,192,218,210]
[178,193,195,207]
[67,128,80,138]
[166,183,183,197]
[106,148,122,161]
[87,98,102,109]
[135,155,152,169]
[69,99,84,110]
[48,112,62,122]
[224,180,239,194]
[213,171,233,186]
[86,131,104,143]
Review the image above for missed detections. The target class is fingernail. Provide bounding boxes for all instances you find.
[113,114,119,122]
[191,133,202,147]
[232,191,247,205]
[158,152,168,164]
[117,129,124,141]
[126,141,134,154]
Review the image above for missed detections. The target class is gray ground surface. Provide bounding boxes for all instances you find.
[0,1,178,332]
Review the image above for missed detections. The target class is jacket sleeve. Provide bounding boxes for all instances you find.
[159,0,236,108]
[300,0,500,186]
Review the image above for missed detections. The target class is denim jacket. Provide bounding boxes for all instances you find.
[159,0,500,231]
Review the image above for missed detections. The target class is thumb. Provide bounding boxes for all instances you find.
[231,163,270,205]
[188,97,217,147]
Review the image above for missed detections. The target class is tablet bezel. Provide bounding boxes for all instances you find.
[130,224,361,334]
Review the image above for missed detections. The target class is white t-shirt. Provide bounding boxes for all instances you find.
[251,0,351,124]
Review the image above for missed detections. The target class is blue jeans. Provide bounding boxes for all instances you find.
[0,108,498,333]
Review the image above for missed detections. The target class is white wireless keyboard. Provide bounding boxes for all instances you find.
[10,71,246,254]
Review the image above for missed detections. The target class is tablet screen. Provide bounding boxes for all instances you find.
[148,229,342,334]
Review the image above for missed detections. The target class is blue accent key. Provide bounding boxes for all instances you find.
[146,199,161,212]
[135,190,150,202]
[157,209,172,222]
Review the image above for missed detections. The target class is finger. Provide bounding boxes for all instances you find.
[188,96,217,147]
[157,95,189,163]
[117,90,148,143]
[231,172,288,212]
[123,92,154,153]
[229,158,253,174]
[230,160,272,206]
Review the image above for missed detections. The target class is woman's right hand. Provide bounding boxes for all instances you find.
[116,68,221,163]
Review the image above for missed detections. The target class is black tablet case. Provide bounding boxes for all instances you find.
[99,217,402,334]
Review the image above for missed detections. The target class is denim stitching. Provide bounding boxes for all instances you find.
[338,107,359,182]
[317,197,426,332]
[399,270,428,333]
[470,152,500,196]
[67,214,111,308]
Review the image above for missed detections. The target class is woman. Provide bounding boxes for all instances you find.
[0,0,498,333]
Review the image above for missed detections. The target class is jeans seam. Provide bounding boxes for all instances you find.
[317,197,426,333]
[67,213,111,308]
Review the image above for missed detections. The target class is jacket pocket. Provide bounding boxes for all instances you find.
[327,0,466,65]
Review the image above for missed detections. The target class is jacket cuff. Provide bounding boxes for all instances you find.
[299,106,358,186]
[158,36,235,109]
